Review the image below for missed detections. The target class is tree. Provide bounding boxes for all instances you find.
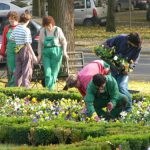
[40,0,46,16]
[32,0,40,16]
[32,0,46,17]
[47,0,74,53]
[106,0,116,32]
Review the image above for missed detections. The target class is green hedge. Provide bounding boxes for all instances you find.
[0,92,7,105]
[0,87,149,102]
[0,117,150,147]
[0,87,82,101]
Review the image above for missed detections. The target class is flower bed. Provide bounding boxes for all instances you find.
[0,88,150,147]
[0,92,150,124]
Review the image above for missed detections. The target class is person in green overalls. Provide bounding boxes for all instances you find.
[84,74,129,121]
[0,11,19,87]
[38,16,68,90]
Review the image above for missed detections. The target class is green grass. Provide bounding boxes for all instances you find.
[75,25,150,40]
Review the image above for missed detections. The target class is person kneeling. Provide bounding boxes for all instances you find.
[84,74,129,121]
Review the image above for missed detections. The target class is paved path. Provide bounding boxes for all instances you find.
[75,39,150,81]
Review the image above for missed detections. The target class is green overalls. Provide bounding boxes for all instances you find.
[6,28,16,87]
[42,27,62,90]
[84,75,128,118]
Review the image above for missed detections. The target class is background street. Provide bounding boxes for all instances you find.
[76,39,150,82]
[83,53,150,81]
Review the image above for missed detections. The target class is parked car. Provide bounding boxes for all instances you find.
[115,0,135,12]
[146,3,150,20]
[0,1,32,16]
[134,0,149,10]
[74,0,107,26]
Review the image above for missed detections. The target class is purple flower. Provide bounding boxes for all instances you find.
[55,112,59,116]
[33,118,38,122]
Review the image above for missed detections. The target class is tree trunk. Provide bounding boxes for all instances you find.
[40,0,46,16]
[47,0,74,53]
[32,0,41,17]
[106,0,116,32]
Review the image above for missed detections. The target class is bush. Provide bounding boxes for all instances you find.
[0,87,82,101]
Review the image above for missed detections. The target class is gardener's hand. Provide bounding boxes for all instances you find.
[91,112,100,122]
[37,55,41,63]
[63,52,69,60]
[107,102,113,112]
[122,71,128,75]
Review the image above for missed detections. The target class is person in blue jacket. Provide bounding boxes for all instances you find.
[103,32,142,112]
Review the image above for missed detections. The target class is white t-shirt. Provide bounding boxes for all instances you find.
[38,26,67,56]
[10,24,32,45]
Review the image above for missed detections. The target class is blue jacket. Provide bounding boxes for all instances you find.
[106,34,141,65]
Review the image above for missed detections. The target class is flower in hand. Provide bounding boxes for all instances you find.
[107,102,113,112]
[91,112,100,122]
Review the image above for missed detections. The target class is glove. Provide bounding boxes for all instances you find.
[91,112,100,122]
[107,102,113,112]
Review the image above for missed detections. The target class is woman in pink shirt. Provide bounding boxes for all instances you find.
[63,60,110,97]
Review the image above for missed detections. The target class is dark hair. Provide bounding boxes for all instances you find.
[93,74,106,87]
[20,12,31,23]
[7,11,19,21]
[42,16,55,27]
[128,32,141,47]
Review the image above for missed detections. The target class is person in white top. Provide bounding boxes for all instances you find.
[38,16,68,90]
[10,12,37,88]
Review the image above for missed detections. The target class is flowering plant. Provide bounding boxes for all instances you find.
[0,94,149,125]
[94,45,133,73]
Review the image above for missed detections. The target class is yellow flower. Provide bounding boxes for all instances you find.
[86,117,91,121]
[72,112,77,118]
[31,97,37,103]
[27,95,31,98]
[102,107,107,112]
[66,111,69,115]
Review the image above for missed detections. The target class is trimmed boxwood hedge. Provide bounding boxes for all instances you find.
[0,87,150,102]
[0,87,82,101]
[0,117,150,147]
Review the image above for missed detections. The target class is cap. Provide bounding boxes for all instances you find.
[63,75,77,90]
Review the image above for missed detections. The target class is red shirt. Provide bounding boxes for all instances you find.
[0,25,16,56]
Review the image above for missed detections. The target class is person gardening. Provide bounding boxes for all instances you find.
[63,60,110,97]
[84,74,128,122]
[103,32,142,112]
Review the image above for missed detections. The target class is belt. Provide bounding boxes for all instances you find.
[15,45,25,53]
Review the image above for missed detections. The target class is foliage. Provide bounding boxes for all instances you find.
[0,92,150,124]
[0,85,149,147]
[94,45,133,73]
[0,87,82,101]
[11,1,28,7]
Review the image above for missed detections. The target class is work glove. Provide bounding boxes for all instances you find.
[107,102,113,112]
[91,112,100,122]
